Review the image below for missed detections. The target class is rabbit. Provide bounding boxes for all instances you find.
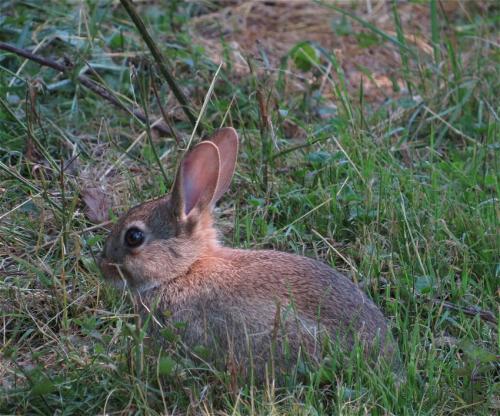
[99,127,396,379]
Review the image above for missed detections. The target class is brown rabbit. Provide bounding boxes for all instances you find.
[99,128,395,379]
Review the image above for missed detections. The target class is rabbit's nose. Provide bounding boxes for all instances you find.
[102,238,112,260]
[99,257,116,278]
[98,253,105,267]
[98,254,107,270]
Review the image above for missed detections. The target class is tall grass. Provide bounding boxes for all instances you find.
[1,1,498,414]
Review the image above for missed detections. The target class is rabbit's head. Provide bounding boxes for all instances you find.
[99,128,238,292]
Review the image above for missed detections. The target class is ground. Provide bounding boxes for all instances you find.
[0,0,499,414]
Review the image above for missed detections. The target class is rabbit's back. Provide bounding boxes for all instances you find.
[147,248,392,371]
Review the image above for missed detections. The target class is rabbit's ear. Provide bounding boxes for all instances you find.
[207,127,239,203]
[171,141,221,217]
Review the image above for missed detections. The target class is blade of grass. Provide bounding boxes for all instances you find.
[423,105,481,146]
[169,61,223,157]
[391,0,414,95]
[0,160,63,214]
[430,0,441,63]
[135,65,169,183]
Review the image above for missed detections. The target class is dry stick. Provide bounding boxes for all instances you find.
[434,299,498,326]
[0,41,66,71]
[150,72,180,145]
[119,0,198,131]
[0,41,171,136]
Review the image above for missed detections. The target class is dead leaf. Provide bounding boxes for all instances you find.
[81,187,111,223]
[24,135,43,165]
[282,119,307,140]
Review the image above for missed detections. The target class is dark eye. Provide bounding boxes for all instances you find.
[124,227,145,248]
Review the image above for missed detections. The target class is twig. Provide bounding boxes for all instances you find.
[0,41,67,71]
[150,71,180,145]
[0,41,171,136]
[434,299,497,325]
[119,0,198,131]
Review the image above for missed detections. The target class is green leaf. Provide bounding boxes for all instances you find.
[332,15,353,36]
[307,151,331,164]
[292,43,320,71]
[415,275,433,294]
[94,343,105,354]
[192,345,210,360]
[160,328,178,343]
[461,341,498,363]
[108,31,124,50]
[248,196,265,207]
[32,377,55,396]
[356,32,382,48]
[158,355,176,376]
[174,321,187,330]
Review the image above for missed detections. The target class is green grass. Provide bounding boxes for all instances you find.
[1,1,498,414]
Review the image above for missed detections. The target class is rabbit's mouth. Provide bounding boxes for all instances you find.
[99,257,128,286]
[99,257,157,292]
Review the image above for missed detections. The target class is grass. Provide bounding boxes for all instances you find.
[0,1,498,414]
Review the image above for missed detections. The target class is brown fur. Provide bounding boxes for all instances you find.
[99,128,396,379]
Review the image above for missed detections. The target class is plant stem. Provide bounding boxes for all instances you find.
[119,0,198,130]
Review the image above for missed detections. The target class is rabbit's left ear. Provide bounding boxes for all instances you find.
[206,127,239,203]
[171,141,221,218]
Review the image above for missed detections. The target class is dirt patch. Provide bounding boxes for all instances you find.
[189,0,470,104]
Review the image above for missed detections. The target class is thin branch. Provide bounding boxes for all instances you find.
[0,41,171,136]
[119,0,199,131]
[434,299,497,325]
[0,41,67,71]
[150,70,180,145]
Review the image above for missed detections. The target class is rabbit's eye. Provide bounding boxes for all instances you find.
[124,227,145,248]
